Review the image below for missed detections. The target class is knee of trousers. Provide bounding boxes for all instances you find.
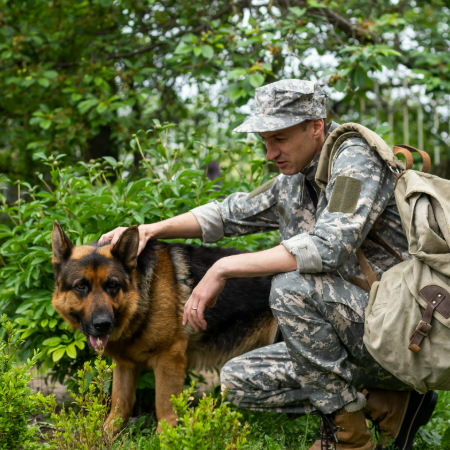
[220,357,243,392]
[269,271,315,311]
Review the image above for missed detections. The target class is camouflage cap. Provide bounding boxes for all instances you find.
[233,79,328,133]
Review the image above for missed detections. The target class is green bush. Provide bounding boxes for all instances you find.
[158,384,249,450]
[38,348,133,450]
[0,122,278,383]
[0,314,43,450]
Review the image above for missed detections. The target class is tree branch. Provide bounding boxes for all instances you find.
[109,0,248,60]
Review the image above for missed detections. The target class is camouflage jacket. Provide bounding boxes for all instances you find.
[191,122,409,280]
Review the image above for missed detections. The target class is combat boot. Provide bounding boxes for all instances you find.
[309,407,376,450]
[363,389,438,450]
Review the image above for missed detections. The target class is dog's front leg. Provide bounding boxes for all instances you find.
[107,361,140,429]
[153,342,188,431]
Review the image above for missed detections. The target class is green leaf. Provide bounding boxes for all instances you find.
[375,125,391,136]
[441,425,450,447]
[352,70,366,89]
[138,372,156,389]
[43,70,59,79]
[103,156,118,167]
[174,42,193,55]
[264,435,280,450]
[78,98,99,114]
[200,45,214,59]
[97,102,108,114]
[248,73,265,88]
[66,344,77,359]
[39,119,52,130]
[46,303,55,316]
[71,93,83,102]
[335,79,346,92]
[52,347,66,362]
[42,336,62,346]
[227,68,247,80]
[307,0,327,8]
[38,78,50,88]
[228,89,244,101]
[74,340,85,350]
[289,6,306,16]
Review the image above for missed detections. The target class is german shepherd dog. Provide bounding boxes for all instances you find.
[51,221,277,429]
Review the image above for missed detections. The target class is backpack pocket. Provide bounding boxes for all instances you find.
[364,258,450,392]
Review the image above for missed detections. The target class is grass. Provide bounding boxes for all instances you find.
[115,390,450,450]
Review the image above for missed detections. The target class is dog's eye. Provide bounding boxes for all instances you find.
[75,284,85,291]
[108,281,118,289]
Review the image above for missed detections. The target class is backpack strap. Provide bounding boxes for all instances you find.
[368,230,405,262]
[409,285,450,353]
[393,144,431,174]
[352,231,405,292]
[355,248,378,288]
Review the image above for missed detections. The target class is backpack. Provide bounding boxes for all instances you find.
[317,123,450,393]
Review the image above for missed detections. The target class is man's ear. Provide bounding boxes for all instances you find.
[52,221,74,266]
[111,226,139,272]
[313,118,325,138]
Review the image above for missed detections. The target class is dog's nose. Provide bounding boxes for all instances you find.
[92,315,113,333]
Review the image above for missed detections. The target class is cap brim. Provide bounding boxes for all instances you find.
[233,115,310,133]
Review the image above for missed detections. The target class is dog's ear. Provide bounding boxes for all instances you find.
[111,226,139,272]
[52,221,74,266]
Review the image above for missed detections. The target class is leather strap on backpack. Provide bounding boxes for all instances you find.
[409,285,450,353]
[355,249,378,288]
[352,231,404,292]
[393,144,431,174]
[368,230,404,262]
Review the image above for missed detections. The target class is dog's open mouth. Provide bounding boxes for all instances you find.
[89,334,110,351]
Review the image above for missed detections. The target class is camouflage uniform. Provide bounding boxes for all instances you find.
[190,79,411,415]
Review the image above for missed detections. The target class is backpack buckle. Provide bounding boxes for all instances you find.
[415,320,432,337]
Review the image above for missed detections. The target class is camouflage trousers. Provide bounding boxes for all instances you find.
[221,271,409,415]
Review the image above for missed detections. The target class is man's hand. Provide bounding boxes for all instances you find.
[182,245,298,332]
[98,212,203,256]
[98,225,151,256]
[183,263,227,332]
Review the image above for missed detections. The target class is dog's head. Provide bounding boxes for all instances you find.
[51,221,141,351]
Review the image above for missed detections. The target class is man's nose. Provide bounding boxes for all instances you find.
[265,144,280,161]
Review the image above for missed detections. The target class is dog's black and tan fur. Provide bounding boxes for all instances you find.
[51,221,277,429]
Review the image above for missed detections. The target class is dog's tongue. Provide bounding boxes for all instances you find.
[89,335,109,351]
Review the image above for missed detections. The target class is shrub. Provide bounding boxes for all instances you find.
[38,346,132,450]
[158,384,250,450]
[0,314,43,450]
[0,123,278,384]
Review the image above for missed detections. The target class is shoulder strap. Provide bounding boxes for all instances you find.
[316,122,405,191]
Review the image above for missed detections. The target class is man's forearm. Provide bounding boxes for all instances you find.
[214,244,297,279]
[141,212,202,240]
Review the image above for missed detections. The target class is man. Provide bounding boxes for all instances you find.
[100,79,436,449]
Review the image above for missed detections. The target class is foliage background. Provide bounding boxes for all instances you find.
[1,0,450,182]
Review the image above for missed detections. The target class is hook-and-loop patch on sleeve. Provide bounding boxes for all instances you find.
[328,176,362,214]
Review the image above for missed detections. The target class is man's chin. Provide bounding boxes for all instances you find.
[279,165,298,176]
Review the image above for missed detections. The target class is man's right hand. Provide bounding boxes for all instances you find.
[98,212,202,257]
[98,225,151,256]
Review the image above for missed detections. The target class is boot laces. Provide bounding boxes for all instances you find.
[312,411,338,450]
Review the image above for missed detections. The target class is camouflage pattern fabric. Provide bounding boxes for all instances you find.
[233,79,327,133]
[221,272,410,414]
[191,122,410,283]
[190,119,412,414]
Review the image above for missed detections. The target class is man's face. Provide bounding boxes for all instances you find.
[259,119,325,175]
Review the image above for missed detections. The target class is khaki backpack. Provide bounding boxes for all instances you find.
[318,123,450,393]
